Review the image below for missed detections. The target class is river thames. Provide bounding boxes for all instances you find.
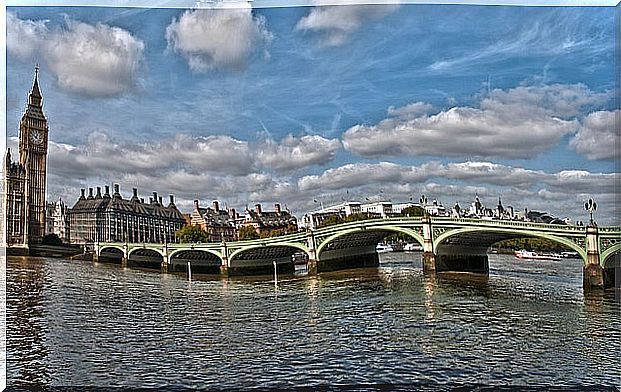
[5,252,620,389]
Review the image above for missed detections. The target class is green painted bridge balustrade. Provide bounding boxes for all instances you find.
[95,216,621,290]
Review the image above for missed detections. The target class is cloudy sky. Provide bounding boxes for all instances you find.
[5,4,619,223]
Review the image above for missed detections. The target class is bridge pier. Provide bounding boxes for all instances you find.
[583,224,603,291]
[435,245,489,274]
[307,229,318,276]
[220,241,229,276]
[422,216,436,273]
[161,245,170,273]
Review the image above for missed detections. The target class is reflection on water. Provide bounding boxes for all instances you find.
[6,252,621,388]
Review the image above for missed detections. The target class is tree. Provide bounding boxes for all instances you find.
[176,225,209,243]
[318,215,344,228]
[401,206,425,217]
[345,212,374,222]
[42,233,63,245]
[239,225,260,240]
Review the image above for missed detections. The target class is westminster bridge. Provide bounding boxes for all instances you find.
[95,216,621,290]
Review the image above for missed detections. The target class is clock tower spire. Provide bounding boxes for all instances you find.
[18,65,49,243]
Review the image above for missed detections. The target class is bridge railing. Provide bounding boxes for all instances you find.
[431,217,588,232]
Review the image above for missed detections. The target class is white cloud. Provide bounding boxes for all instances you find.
[570,110,619,160]
[8,13,145,97]
[35,129,618,224]
[297,161,548,192]
[295,4,397,47]
[342,84,610,159]
[298,162,407,191]
[166,9,272,72]
[256,134,341,171]
[44,132,255,183]
[386,102,434,118]
[7,12,48,60]
[483,84,611,119]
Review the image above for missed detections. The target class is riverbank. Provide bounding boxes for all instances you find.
[5,243,84,258]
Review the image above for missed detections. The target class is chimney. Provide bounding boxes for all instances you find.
[96,187,102,199]
[149,197,153,204]
[104,185,110,198]
[169,194,175,205]
[88,188,94,199]
[194,200,199,211]
[159,196,163,205]
[140,198,144,203]
[153,192,158,204]
[113,183,120,198]
[230,208,236,219]
[213,200,219,212]
[79,188,85,200]
[274,203,281,214]
[133,188,138,198]
[255,204,262,214]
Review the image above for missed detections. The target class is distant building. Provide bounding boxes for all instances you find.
[423,199,446,216]
[303,201,362,229]
[242,203,298,236]
[45,197,70,242]
[69,184,185,244]
[361,201,393,218]
[190,200,238,242]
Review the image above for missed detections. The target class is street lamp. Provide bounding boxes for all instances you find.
[584,198,597,226]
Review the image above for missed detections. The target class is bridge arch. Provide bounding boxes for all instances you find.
[227,242,310,276]
[127,247,165,269]
[99,245,125,256]
[229,242,310,262]
[128,247,165,258]
[169,248,222,261]
[169,249,223,274]
[98,246,125,263]
[316,225,424,257]
[433,227,587,261]
[601,244,621,267]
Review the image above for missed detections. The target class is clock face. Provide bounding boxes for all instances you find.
[30,130,43,145]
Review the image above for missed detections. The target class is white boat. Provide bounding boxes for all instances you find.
[514,250,561,261]
[376,243,393,253]
[403,243,423,251]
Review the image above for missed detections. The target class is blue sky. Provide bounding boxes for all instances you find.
[5,4,619,223]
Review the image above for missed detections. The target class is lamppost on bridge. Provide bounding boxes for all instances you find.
[420,194,429,218]
[584,198,597,226]
[583,198,604,290]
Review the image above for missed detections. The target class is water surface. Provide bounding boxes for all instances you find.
[6,253,620,389]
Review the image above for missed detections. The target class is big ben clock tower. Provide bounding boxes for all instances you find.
[18,66,49,243]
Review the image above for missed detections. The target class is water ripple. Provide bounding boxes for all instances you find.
[6,253,621,389]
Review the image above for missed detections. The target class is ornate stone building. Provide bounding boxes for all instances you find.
[242,203,298,236]
[190,200,239,242]
[69,185,185,245]
[45,197,70,243]
[2,67,49,248]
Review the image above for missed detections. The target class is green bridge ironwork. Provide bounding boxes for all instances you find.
[96,217,621,290]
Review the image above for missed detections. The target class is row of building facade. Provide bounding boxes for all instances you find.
[44,186,299,245]
[300,195,570,229]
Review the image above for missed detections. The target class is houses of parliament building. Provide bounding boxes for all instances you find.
[2,67,50,250]
[2,67,186,250]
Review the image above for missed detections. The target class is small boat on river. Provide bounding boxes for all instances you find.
[514,250,562,261]
[403,243,423,252]
[376,243,393,253]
